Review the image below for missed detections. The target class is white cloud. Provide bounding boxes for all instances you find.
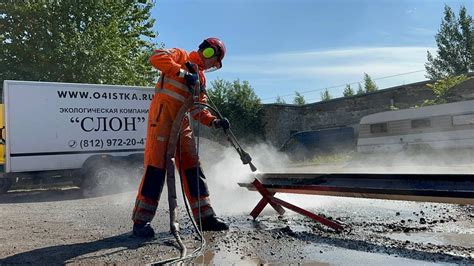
[408,27,436,37]
[405,8,416,14]
[224,46,435,76]
[209,46,437,102]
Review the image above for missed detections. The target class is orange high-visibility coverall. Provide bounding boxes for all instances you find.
[132,48,217,224]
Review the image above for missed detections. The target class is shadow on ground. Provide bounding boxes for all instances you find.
[0,186,135,204]
[0,232,174,264]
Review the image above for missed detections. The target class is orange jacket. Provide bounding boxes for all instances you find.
[149,48,216,126]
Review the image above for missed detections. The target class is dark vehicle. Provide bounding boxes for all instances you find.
[280,127,356,160]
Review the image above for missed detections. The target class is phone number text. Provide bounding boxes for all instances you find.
[79,138,146,149]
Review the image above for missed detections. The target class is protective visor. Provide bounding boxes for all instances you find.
[204,60,222,73]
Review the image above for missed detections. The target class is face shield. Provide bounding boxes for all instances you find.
[204,60,222,73]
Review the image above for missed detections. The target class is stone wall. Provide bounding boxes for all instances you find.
[262,76,474,148]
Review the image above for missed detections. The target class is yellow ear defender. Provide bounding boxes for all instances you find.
[202,47,215,58]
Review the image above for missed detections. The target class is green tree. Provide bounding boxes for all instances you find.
[275,95,286,104]
[356,82,365,95]
[320,89,332,101]
[207,79,264,141]
[293,91,306,105]
[425,5,474,80]
[0,1,157,88]
[422,74,469,106]
[363,73,378,93]
[343,84,354,97]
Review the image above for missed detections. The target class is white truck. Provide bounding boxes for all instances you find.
[0,80,154,193]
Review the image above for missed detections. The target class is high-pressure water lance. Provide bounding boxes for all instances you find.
[224,129,258,172]
[193,101,258,172]
[185,61,257,172]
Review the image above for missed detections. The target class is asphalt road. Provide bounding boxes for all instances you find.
[0,142,473,265]
[0,183,472,265]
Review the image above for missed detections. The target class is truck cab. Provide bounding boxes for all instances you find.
[0,103,8,192]
[0,103,4,165]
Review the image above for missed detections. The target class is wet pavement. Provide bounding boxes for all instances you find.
[1,141,473,265]
[195,197,473,265]
[0,183,473,265]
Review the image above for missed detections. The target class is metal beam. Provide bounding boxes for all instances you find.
[240,173,474,205]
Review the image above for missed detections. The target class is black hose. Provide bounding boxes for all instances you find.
[150,132,205,265]
[150,91,257,264]
[150,167,205,265]
[150,86,207,265]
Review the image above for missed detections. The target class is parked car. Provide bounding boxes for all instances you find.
[280,127,356,160]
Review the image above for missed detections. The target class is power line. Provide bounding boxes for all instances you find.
[262,69,426,101]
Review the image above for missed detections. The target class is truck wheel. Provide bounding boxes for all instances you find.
[0,178,13,194]
[82,165,117,193]
[80,156,119,195]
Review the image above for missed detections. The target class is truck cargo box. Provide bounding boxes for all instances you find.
[1,80,154,193]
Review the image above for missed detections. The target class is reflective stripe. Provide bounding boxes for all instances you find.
[156,76,190,94]
[163,77,190,93]
[190,198,211,209]
[190,107,207,116]
[155,89,186,103]
[132,210,155,223]
[199,207,215,219]
[154,49,172,55]
[193,206,215,219]
[136,200,157,212]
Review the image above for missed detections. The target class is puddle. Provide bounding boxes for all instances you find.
[388,231,474,248]
[193,250,265,265]
[301,245,456,266]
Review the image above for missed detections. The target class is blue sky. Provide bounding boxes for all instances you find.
[152,0,473,103]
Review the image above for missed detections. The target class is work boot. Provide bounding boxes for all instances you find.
[199,215,229,231]
[133,222,155,238]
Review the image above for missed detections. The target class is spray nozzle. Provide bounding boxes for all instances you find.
[249,162,257,172]
[240,150,252,165]
[238,150,257,172]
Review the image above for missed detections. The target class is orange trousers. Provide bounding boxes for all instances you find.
[132,95,215,224]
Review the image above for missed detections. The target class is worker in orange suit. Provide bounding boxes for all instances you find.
[132,37,230,237]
